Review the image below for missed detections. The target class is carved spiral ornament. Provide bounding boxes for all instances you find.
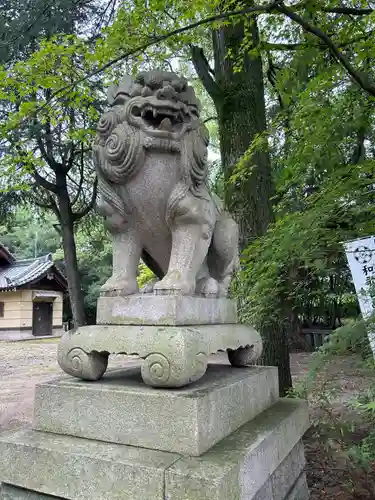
[105,128,127,163]
[97,110,119,140]
[141,353,171,387]
[103,124,144,184]
[62,347,108,381]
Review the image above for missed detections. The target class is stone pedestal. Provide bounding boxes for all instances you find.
[0,296,310,499]
[0,364,309,500]
[57,297,263,388]
[33,365,279,455]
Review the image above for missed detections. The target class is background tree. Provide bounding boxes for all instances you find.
[1,0,375,393]
[0,0,118,325]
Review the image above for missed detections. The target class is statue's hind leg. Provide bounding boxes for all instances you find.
[208,216,239,297]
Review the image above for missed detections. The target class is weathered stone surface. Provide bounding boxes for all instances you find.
[1,400,309,500]
[165,399,309,500]
[244,441,307,500]
[271,442,306,500]
[1,484,63,499]
[34,364,278,456]
[0,428,179,500]
[252,482,274,500]
[96,294,237,325]
[1,445,309,500]
[94,70,239,298]
[286,474,310,500]
[57,323,263,387]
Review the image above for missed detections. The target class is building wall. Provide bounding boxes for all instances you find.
[0,289,63,340]
[0,290,23,329]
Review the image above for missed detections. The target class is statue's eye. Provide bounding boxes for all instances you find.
[141,86,153,97]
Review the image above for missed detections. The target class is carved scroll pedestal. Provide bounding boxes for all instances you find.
[0,295,310,499]
[57,295,263,388]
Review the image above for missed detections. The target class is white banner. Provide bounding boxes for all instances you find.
[343,235,375,356]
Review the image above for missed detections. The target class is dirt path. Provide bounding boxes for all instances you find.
[0,339,135,432]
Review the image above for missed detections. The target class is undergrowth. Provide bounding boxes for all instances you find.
[289,316,375,472]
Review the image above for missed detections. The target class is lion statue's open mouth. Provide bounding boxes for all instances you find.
[126,95,195,140]
[131,103,186,133]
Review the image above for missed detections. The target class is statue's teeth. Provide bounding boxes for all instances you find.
[159,117,172,131]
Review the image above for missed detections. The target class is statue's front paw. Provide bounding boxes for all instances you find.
[153,271,194,295]
[196,277,219,297]
[101,276,139,296]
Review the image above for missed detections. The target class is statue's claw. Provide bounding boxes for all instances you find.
[153,271,194,295]
[100,276,139,296]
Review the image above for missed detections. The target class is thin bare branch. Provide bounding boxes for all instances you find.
[70,145,85,207]
[73,175,98,222]
[322,6,373,16]
[203,116,217,123]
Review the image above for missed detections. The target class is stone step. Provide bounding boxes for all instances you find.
[0,399,309,500]
[33,364,279,456]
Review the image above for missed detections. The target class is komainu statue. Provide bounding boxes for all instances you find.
[93,70,239,297]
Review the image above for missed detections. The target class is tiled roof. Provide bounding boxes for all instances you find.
[0,253,66,291]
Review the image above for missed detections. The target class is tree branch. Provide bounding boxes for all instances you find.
[70,145,85,208]
[203,116,218,123]
[33,169,59,194]
[72,176,98,222]
[32,195,54,211]
[190,45,221,100]
[13,0,375,125]
[276,2,375,98]
[14,143,59,193]
[262,29,375,51]
[322,6,373,16]
[31,191,60,221]
[35,134,61,171]
[34,1,281,113]
[290,2,374,16]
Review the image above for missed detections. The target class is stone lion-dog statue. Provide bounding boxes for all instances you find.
[93,70,239,297]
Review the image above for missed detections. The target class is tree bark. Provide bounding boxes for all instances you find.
[56,173,86,327]
[212,21,274,249]
[192,9,292,395]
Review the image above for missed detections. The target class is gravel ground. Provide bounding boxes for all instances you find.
[0,339,137,432]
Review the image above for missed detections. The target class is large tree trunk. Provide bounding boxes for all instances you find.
[56,176,86,328]
[212,21,274,249]
[192,13,292,395]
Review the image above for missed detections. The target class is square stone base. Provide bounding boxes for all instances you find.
[33,364,279,456]
[0,399,309,500]
[96,294,237,326]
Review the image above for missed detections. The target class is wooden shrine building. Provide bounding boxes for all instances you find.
[0,243,67,340]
